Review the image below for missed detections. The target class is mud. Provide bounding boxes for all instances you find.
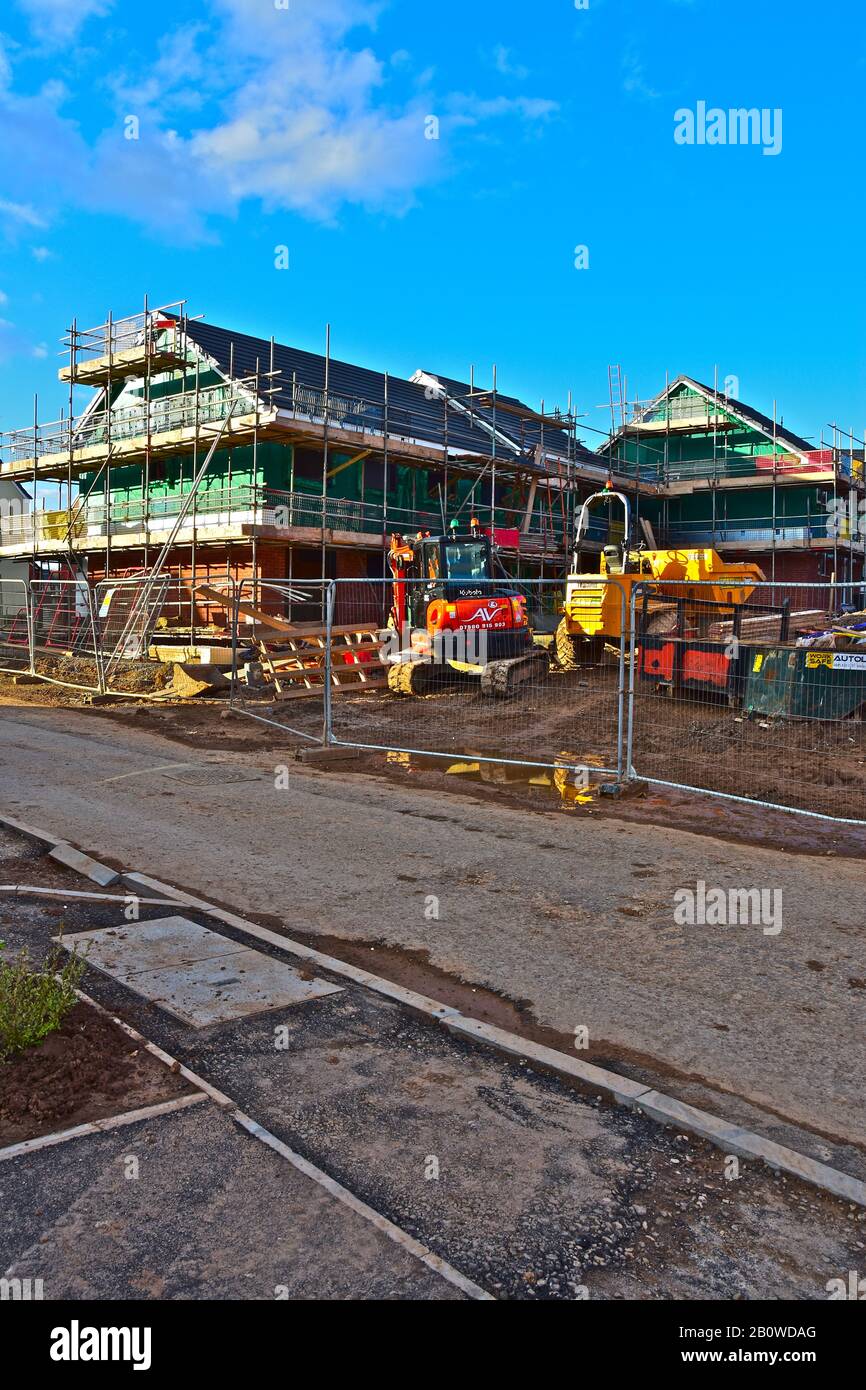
[4,662,866,853]
[0,999,193,1146]
[251,922,862,1153]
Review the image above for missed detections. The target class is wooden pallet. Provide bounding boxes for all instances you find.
[250,623,385,698]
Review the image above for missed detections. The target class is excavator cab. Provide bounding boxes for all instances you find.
[389,528,503,633]
[386,526,548,697]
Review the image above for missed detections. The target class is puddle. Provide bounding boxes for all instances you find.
[384,749,605,807]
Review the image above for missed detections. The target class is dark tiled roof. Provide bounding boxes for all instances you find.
[180,317,590,471]
[418,369,584,461]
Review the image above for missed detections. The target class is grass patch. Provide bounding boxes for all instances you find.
[0,940,86,1061]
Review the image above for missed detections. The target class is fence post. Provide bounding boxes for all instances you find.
[26,579,36,676]
[323,580,336,746]
[229,577,241,708]
[625,583,642,782]
[614,579,627,782]
[91,583,107,695]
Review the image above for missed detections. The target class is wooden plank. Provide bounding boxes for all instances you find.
[255,640,284,694]
[196,584,299,635]
[271,660,385,681]
[270,636,381,656]
[270,678,387,702]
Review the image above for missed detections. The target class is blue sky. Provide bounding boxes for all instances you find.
[0,0,864,452]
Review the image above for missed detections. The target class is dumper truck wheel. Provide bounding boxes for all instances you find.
[554,621,605,669]
[554,619,583,670]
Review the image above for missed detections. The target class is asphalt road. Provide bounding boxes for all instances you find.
[1,700,863,1174]
[3,827,864,1301]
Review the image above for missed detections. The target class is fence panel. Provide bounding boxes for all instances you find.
[626,580,866,822]
[0,577,32,675]
[327,576,627,780]
[100,576,208,698]
[28,577,101,692]
[229,578,333,742]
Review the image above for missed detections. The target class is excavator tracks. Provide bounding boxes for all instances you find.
[480,649,550,698]
[387,662,456,697]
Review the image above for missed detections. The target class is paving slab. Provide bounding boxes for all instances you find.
[61,916,342,1027]
[62,916,249,978]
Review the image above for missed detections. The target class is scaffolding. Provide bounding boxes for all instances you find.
[1,297,647,624]
[594,371,866,591]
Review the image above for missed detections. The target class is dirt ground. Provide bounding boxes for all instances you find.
[0,838,193,1145]
[0,999,192,1146]
[1,656,173,699]
[4,651,864,823]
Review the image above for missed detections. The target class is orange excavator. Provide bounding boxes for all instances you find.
[385,522,549,696]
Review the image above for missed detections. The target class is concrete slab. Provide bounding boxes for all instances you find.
[62,915,249,979]
[61,916,342,1027]
[124,949,342,1027]
[49,842,120,886]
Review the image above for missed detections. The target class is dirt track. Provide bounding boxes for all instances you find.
[2,695,865,1165]
[4,650,866,824]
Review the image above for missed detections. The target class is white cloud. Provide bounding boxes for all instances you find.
[492,45,528,81]
[446,94,559,127]
[0,198,47,228]
[0,0,560,237]
[15,0,113,46]
[622,46,659,101]
[0,35,13,93]
[0,316,36,363]
[0,316,50,364]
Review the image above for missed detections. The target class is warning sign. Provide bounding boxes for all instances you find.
[805,652,834,669]
[805,651,866,672]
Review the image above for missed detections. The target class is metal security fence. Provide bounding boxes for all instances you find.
[325,577,627,780]
[28,577,102,692]
[626,581,866,822]
[228,578,334,741]
[0,573,174,696]
[6,564,866,825]
[0,578,32,675]
[310,575,866,822]
[101,576,195,698]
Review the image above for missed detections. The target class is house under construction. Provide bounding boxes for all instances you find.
[1,299,862,639]
[0,299,652,632]
[601,374,865,597]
